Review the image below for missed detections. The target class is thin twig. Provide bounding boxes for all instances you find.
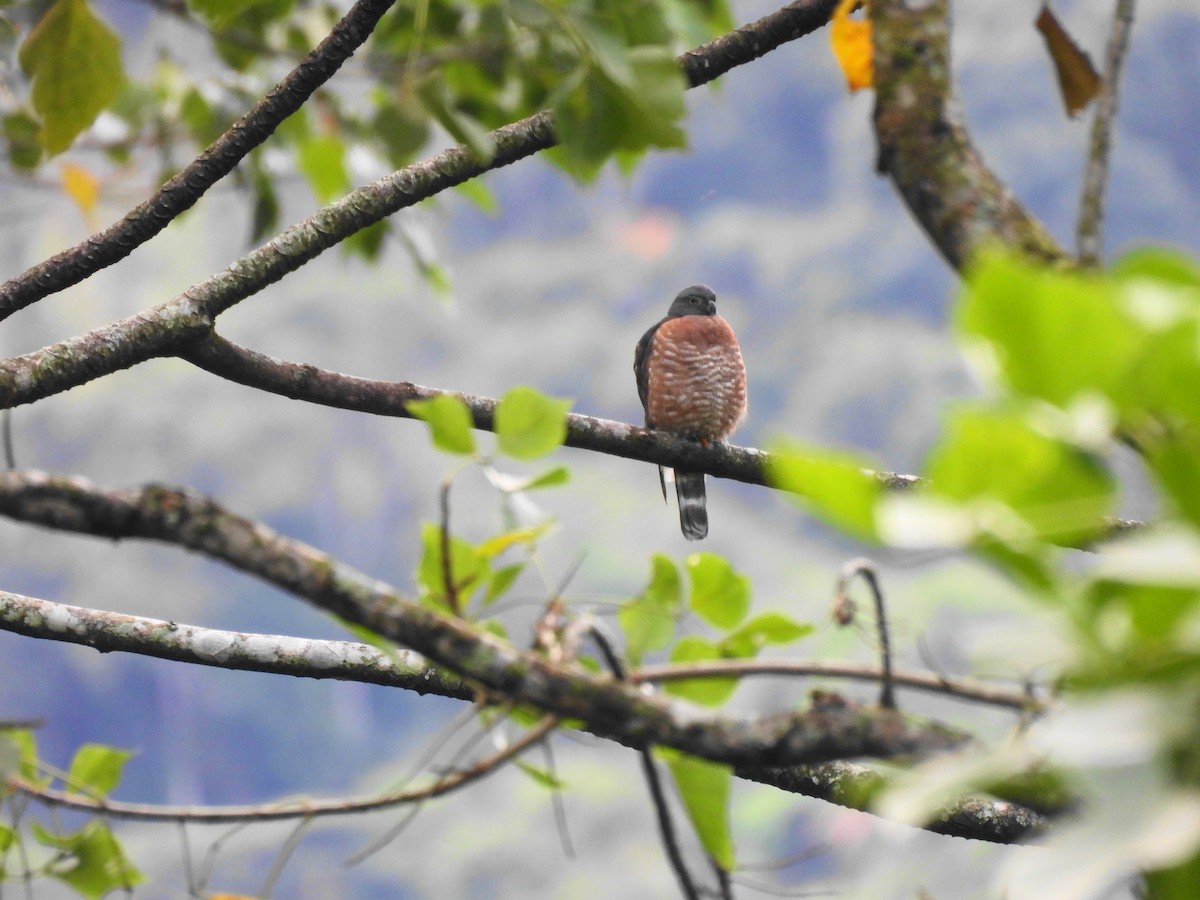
[542,740,576,860]
[1,408,13,469]
[712,857,735,900]
[10,717,557,824]
[588,625,702,900]
[438,474,460,615]
[180,332,924,494]
[1077,0,1137,265]
[834,559,895,709]
[261,817,313,898]
[639,749,702,900]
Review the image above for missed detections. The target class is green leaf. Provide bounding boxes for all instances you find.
[766,441,882,541]
[618,554,681,665]
[958,250,1142,409]
[19,0,124,155]
[685,553,750,630]
[514,759,565,790]
[476,523,550,558]
[553,49,687,177]
[926,407,1115,545]
[721,612,813,657]
[1111,247,1200,289]
[453,178,498,213]
[374,96,430,167]
[67,744,133,797]
[1149,438,1200,530]
[344,219,390,262]
[416,522,490,611]
[663,635,737,706]
[522,466,571,491]
[4,728,43,783]
[1084,580,1200,643]
[3,111,42,169]
[406,395,477,456]
[418,78,495,162]
[250,158,280,243]
[33,821,144,900]
[657,747,735,870]
[296,131,349,204]
[483,562,524,606]
[495,386,571,461]
[189,0,265,29]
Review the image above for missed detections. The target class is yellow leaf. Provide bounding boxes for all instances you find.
[60,162,99,216]
[830,0,872,92]
[1035,3,1101,118]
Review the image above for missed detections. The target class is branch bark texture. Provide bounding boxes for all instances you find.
[871,0,1066,271]
[0,470,966,769]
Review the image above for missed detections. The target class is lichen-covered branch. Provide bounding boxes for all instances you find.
[0,470,966,769]
[0,590,472,701]
[0,0,398,323]
[871,0,1066,271]
[739,761,1049,844]
[183,332,917,493]
[0,588,1051,844]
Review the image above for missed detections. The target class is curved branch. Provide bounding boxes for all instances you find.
[871,0,1066,270]
[182,332,917,493]
[634,659,1039,712]
[0,588,1047,843]
[739,760,1049,844]
[9,717,557,823]
[0,470,967,769]
[0,1,839,410]
[0,589,1037,715]
[0,590,472,701]
[0,0,398,323]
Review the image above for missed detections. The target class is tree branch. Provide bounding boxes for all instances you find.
[634,659,1038,712]
[871,0,1066,271]
[0,588,1047,843]
[182,332,917,493]
[0,0,398,323]
[0,1,839,409]
[0,590,473,701]
[0,590,1036,714]
[9,717,557,823]
[1077,0,1137,265]
[0,470,967,769]
[739,760,1049,844]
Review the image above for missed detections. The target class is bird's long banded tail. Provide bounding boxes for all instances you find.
[674,470,708,541]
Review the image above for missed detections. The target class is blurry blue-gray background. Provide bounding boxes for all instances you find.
[2,0,1197,896]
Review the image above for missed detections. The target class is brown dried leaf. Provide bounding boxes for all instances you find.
[1036,4,1101,118]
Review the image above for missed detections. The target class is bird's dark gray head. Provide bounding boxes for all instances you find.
[665,285,717,318]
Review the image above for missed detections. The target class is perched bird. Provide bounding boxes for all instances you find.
[634,285,747,541]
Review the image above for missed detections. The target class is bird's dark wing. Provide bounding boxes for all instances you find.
[633,319,662,419]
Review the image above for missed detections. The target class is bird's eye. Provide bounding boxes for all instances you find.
[689,297,697,304]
